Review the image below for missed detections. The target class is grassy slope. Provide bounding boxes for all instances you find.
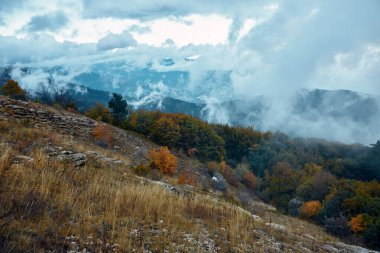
[0,97,374,253]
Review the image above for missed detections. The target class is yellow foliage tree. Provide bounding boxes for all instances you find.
[300,200,322,218]
[149,146,178,176]
[349,214,365,233]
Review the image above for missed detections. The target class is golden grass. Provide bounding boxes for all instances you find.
[0,119,343,252]
[0,122,257,252]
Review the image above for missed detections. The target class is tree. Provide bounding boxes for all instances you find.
[86,103,112,123]
[108,93,128,125]
[263,162,301,211]
[1,80,27,100]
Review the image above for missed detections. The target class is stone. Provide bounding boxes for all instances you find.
[12,155,34,164]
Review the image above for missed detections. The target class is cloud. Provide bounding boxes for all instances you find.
[81,0,267,19]
[96,30,137,51]
[0,0,26,12]
[0,34,96,65]
[22,11,68,32]
[1,0,380,144]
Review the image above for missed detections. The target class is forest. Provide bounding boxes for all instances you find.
[124,110,380,249]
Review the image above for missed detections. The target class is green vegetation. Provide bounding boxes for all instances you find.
[120,110,380,250]
[108,93,128,125]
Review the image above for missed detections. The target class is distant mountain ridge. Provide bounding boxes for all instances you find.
[1,65,379,144]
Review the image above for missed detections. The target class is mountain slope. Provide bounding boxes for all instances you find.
[0,96,377,252]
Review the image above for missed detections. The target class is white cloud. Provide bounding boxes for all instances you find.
[97,30,137,51]
[131,14,232,47]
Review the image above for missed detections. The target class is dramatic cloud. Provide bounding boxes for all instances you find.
[0,0,379,144]
[22,11,68,32]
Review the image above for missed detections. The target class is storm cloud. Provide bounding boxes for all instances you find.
[0,0,379,144]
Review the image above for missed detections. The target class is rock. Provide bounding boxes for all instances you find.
[265,222,286,231]
[12,155,34,164]
[57,152,87,167]
[85,151,123,165]
[252,214,264,222]
[212,172,228,192]
[321,245,340,253]
[289,198,304,216]
[303,234,314,241]
[332,242,378,253]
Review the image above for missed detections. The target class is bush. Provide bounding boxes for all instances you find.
[1,80,27,100]
[242,171,258,190]
[86,103,113,123]
[219,161,239,187]
[299,200,322,218]
[349,214,365,233]
[149,146,178,176]
[178,170,197,186]
[132,164,151,176]
[92,125,113,146]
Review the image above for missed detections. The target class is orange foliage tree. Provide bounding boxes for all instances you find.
[300,200,322,218]
[349,214,365,233]
[92,124,113,145]
[149,146,178,176]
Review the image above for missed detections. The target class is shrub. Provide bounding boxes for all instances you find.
[149,146,178,176]
[323,215,351,237]
[300,200,322,218]
[92,125,113,146]
[86,103,112,123]
[178,170,197,186]
[242,171,258,190]
[1,80,27,100]
[349,214,365,233]
[219,161,239,187]
[132,164,151,176]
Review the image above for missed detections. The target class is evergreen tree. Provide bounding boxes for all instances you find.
[108,93,128,125]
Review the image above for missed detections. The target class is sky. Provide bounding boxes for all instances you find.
[1,0,380,143]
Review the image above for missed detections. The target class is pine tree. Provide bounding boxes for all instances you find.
[108,93,128,125]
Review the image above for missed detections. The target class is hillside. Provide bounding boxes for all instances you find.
[0,96,378,252]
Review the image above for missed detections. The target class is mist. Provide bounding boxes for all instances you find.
[1,0,380,145]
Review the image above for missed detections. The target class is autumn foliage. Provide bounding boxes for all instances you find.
[178,170,198,186]
[242,171,258,190]
[349,214,365,233]
[219,161,239,187]
[300,200,322,218]
[1,80,27,100]
[92,124,113,145]
[149,146,178,176]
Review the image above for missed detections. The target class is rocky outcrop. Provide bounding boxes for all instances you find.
[0,96,96,138]
[44,146,87,167]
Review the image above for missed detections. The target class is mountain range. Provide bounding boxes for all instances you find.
[1,65,379,144]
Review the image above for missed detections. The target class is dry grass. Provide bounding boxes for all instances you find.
[0,120,259,252]
[0,119,344,252]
